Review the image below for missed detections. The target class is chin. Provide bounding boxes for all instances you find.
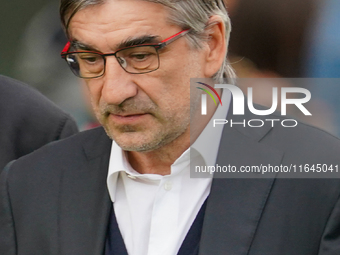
[103,127,158,152]
[108,127,184,152]
[114,135,165,152]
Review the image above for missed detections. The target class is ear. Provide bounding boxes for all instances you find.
[203,16,227,78]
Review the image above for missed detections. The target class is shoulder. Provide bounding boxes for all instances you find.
[0,75,78,168]
[223,106,340,178]
[263,115,340,157]
[2,127,110,187]
[15,126,110,165]
[230,105,340,156]
[0,74,78,130]
[0,75,65,116]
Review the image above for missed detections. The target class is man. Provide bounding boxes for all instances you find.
[1,1,340,255]
[0,74,78,171]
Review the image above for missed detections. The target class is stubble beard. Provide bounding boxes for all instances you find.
[94,98,192,152]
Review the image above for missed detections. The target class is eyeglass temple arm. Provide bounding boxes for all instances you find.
[158,29,190,49]
[61,29,190,55]
[61,42,71,57]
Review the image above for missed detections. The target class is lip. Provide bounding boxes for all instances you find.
[109,113,150,124]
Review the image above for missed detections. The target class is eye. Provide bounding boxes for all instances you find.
[131,53,150,61]
[80,55,100,63]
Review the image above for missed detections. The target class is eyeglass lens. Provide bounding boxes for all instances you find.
[65,46,160,78]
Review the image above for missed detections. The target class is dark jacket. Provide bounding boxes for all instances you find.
[1,103,340,255]
[0,75,78,170]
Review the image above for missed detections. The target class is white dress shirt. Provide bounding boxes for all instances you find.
[107,90,231,255]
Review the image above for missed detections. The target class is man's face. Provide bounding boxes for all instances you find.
[69,0,207,152]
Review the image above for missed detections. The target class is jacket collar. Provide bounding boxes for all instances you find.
[58,127,112,255]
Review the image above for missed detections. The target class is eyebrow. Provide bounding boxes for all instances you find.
[116,35,160,50]
[70,40,100,52]
[70,35,161,53]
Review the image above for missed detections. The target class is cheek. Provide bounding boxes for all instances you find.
[146,72,190,112]
[160,61,202,105]
[84,80,105,119]
[86,80,102,105]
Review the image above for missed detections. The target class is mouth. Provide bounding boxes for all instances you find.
[108,113,150,124]
[116,113,146,117]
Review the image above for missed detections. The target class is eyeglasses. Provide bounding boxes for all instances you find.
[61,29,190,79]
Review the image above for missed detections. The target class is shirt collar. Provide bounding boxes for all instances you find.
[107,142,165,202]
[106,142,126,202]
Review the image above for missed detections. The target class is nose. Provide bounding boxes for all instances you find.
[101,57,138,106]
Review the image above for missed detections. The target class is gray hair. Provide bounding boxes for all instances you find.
[60,0,236,82]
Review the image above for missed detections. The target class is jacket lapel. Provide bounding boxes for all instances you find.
[199,104,284,255]
[58,128,112,255]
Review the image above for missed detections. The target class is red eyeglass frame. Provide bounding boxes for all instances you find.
[60,29,190,58]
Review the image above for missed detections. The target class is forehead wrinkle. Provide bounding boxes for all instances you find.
[70,1,170,34]
[68,0,178,52]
